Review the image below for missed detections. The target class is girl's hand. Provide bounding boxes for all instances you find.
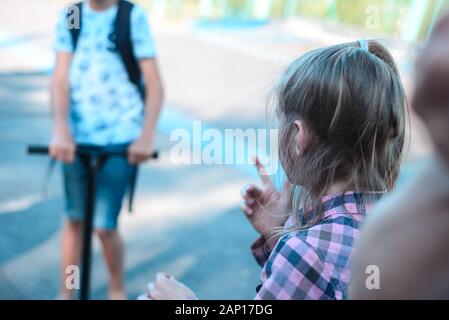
[240,157,292,241]
[140,273,198,300]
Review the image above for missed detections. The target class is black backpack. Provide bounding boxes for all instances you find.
[67,0,145,101]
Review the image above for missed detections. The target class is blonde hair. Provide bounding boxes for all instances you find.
[275,40,407,229]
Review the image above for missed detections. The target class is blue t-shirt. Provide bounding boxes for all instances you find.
[55,1,156,145]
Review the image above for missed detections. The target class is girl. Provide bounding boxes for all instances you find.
[141,40,406,300]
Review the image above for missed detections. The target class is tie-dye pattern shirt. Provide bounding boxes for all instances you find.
[54,1,156,145]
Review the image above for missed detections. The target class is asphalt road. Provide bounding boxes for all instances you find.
[0,70,263,299]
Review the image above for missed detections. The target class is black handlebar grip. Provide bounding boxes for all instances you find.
[27,145,50,155]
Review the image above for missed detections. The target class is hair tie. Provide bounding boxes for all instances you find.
[357,39,369,52]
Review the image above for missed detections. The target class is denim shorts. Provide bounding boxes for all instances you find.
[63,144,136,230]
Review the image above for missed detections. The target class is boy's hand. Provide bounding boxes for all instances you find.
[128,137,153,165]
[414,13,449,165]
[240,157,292,241]
[50,128,76,164]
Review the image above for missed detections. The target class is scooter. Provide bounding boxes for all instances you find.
[27,144,158,300]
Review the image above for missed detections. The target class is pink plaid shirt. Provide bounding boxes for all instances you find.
[252,192,382,300]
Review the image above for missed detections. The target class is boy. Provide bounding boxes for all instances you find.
[51,0,164,299]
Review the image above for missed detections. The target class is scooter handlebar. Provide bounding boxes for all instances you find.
[27,145,159,159]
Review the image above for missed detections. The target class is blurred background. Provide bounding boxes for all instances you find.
[0,0,446,299]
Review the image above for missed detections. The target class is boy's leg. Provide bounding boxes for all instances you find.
[59,157,88,299]
[94,148,136,300]
[59,219,83,299]
[96,229,126,300]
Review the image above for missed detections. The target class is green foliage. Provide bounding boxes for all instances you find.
[140,0,449,38]
[335,0,410,33]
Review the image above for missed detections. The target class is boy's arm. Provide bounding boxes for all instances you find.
[127,58,164,164]
[50,51,76,163]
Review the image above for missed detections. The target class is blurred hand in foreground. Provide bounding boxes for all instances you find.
[138,273,197,300]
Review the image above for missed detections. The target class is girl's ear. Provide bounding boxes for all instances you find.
[293,120,306,156]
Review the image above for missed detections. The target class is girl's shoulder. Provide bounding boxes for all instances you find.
[273,192,378,269]
[279,213,363,264]
[286,210,363,243]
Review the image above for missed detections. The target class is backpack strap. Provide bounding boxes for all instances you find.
[66,0,145,101]
[114,0,146,101]
[67,1,83,50]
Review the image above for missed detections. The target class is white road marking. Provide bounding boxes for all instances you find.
[0,194,42,214]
